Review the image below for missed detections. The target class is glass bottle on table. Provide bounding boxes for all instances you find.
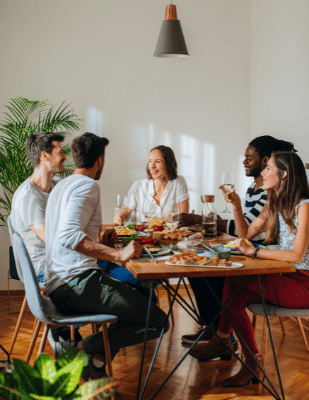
[202,195,217,241]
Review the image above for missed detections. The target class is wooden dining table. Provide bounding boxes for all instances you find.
[123,232,296,400]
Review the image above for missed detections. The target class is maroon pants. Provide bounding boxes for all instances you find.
[217,270,309,358]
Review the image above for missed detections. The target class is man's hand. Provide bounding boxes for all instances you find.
[233,238,255,256]
[100,228,118,246]
[119,240,143,262]
[176,213,202,228]
[219,187,241,209]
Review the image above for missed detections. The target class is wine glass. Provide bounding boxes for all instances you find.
[142,203,156,225]
[114,194,126,225]
[165,202,181,230]
[220,172,235,213]
[116,194,125,209]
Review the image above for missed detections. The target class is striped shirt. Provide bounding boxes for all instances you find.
[226,182,267,244]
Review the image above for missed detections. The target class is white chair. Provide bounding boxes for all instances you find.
[248,302,309,386]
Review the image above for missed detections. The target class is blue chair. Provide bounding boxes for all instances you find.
[12,232,118,383]
[7,216,46,356]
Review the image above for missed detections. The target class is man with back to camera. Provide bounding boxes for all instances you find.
[9,131,82,342]
[177,135,296,360]
[44,132,169,376]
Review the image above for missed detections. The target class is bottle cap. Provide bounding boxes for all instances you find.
[204,195,215,203]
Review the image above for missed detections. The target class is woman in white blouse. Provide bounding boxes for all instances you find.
[114,145,189,225]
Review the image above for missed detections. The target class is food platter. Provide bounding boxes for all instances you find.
[165,261,243,269]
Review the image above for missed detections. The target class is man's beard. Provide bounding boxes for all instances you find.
[94,165,103,180]
[245,165,262,178]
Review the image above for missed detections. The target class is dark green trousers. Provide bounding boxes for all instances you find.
[50,269,169,356]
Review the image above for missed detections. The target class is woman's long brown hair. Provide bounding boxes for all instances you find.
[265,151,309,244]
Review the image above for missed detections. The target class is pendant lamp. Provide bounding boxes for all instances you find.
[153,3,189,58]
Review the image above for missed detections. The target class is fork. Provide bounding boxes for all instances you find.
[143,246,157,263]
[201,242,217,253]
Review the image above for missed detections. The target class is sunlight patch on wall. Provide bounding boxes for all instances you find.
[85,107,108,137]
[202,142,215,195]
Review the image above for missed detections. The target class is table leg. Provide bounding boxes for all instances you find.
[159,279,201,324]
[137,279,181,400]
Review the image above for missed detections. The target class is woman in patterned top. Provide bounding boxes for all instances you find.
[194,151,309,387]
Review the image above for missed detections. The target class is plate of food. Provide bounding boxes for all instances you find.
[153,228,191,242]
[213,239,264,255]
[116,226,137,237]
[188,225,203,232]
[141,245,171,257]
[165,251,243,268]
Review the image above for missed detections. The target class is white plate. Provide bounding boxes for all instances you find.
[164,262,243,269]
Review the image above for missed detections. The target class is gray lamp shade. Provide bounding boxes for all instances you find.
[153,5,189,58]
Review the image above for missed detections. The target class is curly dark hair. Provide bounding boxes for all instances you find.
[146,145,178,180]
[249,135,297,159]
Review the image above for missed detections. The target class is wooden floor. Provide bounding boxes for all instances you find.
[1,292,309,399]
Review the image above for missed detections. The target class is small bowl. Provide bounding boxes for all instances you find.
[214,248,231,260]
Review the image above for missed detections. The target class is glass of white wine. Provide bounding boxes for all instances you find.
[220,172,235,213]
[142,203,156,225]
[165,202,181,230]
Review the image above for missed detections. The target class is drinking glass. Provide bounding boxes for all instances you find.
[142,203,156,225]
[114,194,126,224]
[165,203,181,230]
[116,194,125,209]
[220,172,235,213]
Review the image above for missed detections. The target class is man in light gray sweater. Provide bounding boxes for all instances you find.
[45,132,168,376]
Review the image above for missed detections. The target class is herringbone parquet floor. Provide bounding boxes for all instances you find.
[1,291,309,400]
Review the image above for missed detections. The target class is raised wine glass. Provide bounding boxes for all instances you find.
[220,172,235,213]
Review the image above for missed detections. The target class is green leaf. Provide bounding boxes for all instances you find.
[0,373,33,400]
[65,378,118,400]
[13,359,42,396]
[55,349,88,372]
[30,396,59,400]
[49,360,83,397]
[34,353,57,380]
[34,353,57,394]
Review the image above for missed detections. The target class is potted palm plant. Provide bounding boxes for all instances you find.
[0,96,81,227]
[0,97,81,301]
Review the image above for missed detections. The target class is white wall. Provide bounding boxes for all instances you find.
[0,0,251,290]
[251,0,309,163]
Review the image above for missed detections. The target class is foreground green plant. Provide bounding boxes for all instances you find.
[0,97,81,228]
[0,348,118,400]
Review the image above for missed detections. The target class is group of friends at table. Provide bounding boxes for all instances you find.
[9,130,309,388]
